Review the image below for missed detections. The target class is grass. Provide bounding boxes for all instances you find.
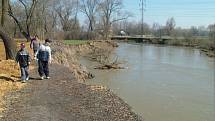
[0,43,5,60]
[0,59,26,117]
[64,40,88,45]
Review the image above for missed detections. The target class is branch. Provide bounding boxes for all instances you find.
[8,3,23,33]
[19,0,28,18]
[8,2,29,40]
[111,17,129,23]
[28,0,38,27]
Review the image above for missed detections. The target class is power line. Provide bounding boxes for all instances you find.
[143,15,215,18]
[122,8,215,12]
[145,15,215,18]
[147,8,215,10]
[149,1,215,5]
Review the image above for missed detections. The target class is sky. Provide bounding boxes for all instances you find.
[123,0,215,28]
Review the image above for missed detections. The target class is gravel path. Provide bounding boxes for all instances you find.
[1,64,141,121]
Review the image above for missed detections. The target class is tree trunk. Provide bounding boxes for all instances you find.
[1,0,7,26]
[0,27,17,60]
[1,0,16,60]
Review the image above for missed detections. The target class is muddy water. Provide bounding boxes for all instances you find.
[81,43,215,121]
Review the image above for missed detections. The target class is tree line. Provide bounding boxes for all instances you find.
[0,0,130,59]
[113,17,214,49]
[113,17,214,38]
[1,0,130,40]
[0,0,214,59]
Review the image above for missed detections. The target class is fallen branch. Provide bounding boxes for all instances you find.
[94,64,125,70]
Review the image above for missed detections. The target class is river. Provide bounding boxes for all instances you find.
[81,43,215,121]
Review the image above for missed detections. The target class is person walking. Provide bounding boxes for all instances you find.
[35,39,52,80]
[16,43,31,83]
[30,35,40,54]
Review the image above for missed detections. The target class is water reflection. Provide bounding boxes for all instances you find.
[81,43,215,121]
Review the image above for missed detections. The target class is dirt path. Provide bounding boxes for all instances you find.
[1,64,141,121]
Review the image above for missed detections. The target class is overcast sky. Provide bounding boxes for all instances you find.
[123,0,215,28]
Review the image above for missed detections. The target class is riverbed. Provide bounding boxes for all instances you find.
[81,43,215,121]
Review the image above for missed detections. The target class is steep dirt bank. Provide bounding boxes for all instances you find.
[51,40,118,81]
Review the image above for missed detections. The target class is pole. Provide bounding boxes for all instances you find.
[141,0,144,37]
[140,0,146,37]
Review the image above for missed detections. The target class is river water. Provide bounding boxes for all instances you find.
[81,43,215,121]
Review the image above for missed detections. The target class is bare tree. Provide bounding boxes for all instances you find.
[80,0,100,32]
[54,0,79,32]
[208,24,215,41]
[8,0,39,41]
[98,0,130,39]
[0,0,16,59]
[124,21,138,35]
[32,0,52,38]
[166,17,176,36]
[190,26,199,36]
[152,22,161,37]
[40,0,59,37]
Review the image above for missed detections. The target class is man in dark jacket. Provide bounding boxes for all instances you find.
[35,39,52,80]
[16,43,31,83]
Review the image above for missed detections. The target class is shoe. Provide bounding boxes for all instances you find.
[41,76,44,80]
[26,76,29,81]
[22,80,26,83]
[46,77,50,79]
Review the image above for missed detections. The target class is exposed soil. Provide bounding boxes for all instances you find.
[50,40,118,81]
[1,64,141,121]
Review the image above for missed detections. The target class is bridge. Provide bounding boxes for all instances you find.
[111,35,173,44]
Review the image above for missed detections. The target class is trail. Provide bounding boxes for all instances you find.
[1,64,140,121]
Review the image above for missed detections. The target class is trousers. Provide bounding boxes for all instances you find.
[20,66,29,80]
[38,60,49,77]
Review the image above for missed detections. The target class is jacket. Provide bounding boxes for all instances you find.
[30,38,40,51]
[35,44,51,61]
[16,49,31,67]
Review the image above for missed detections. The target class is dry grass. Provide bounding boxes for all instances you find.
[0,42,6,60]
[0,41,33,117]
[0,60,26,117]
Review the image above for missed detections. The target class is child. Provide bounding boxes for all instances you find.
[16,43,31,83]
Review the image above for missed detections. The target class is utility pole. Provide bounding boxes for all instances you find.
[140,0,146,37]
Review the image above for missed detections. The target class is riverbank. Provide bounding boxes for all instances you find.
[167,38,215,57]
[0,41,142,121]
[51,40,118,81]
[124,38,215,57]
